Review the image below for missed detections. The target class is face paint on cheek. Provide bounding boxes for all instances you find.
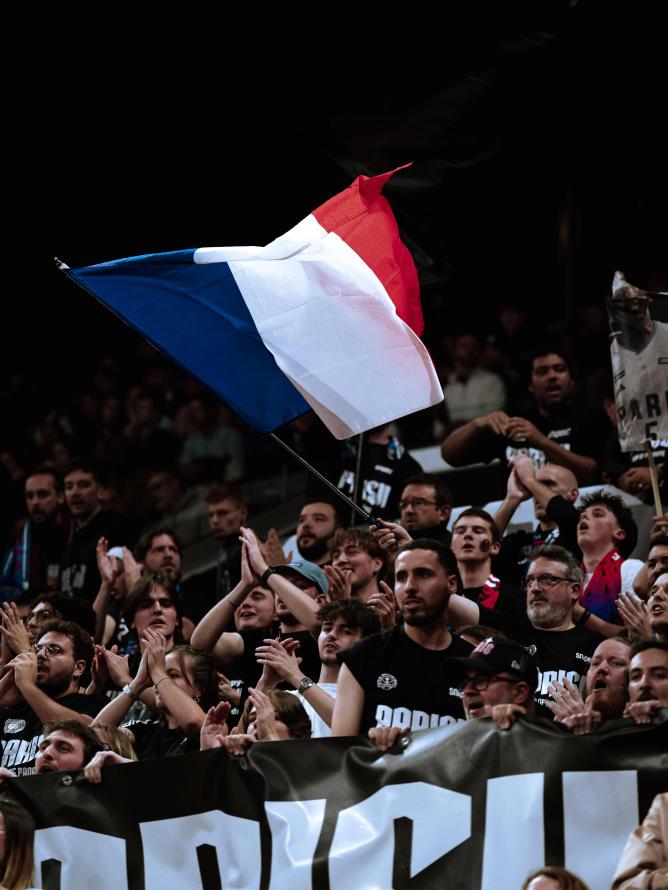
[480,540,490,552]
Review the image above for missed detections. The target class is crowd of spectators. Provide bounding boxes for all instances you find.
[0,296,666,888]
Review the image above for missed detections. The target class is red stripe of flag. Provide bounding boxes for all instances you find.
[311,165,424,336]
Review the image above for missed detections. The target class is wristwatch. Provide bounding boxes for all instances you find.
[122,684,140,703]
[297,677,315,694]
[261,566,276,586]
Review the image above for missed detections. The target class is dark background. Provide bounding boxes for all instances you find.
[14,2,668,422]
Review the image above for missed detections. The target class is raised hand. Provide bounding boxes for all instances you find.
[200,701,232,750]
[323,565,353,600]
[560,696,602,735]
[143,628,168,683]
[102,646,133,689]
[0,603,31,656]
[255,637,302,688]
[366,582,397,631]
[546,677,586,721]
[248,687,280,741]
[239,527,269,578]
[262,528,291,566]
[617,592,652,642]
[96,537,122,586]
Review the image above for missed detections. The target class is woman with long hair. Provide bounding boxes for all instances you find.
[0,796,35,890]
[86,632,217,781]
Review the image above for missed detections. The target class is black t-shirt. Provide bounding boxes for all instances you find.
[126,720,198,760]
[60,509,131,601]
[477,606,602,718]
[339,627,471,734]
[0,692,107,776]
[333,440,423,520]
[410,523,452,546]
[471,404,608,471]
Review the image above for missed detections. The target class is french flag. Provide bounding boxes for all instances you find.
[66,168,443,439]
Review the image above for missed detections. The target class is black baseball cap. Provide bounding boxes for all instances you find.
[450,636,538,689]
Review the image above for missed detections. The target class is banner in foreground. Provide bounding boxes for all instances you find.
[9,716,668,890]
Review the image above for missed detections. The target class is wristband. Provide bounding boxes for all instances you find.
[261,566,276,586]
[122,683,140,703]
[575,609,591,627]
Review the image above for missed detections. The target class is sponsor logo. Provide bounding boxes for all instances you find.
[4,718,26,734]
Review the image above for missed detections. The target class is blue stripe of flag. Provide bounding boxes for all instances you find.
[69,250,309,431]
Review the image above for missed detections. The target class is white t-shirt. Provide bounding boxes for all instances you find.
[289,682,337,738]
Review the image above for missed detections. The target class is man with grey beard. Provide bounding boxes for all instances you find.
[447,544,603,717]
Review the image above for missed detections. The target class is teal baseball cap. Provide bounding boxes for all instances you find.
[273,560,329,596]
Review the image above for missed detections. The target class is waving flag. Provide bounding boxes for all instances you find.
[66,168,442,439]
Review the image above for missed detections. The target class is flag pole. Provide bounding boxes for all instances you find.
[351,433,364,526]
[644,443,664,517]
[269,433,376,524]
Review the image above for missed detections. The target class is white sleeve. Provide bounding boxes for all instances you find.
[621,559,645,598]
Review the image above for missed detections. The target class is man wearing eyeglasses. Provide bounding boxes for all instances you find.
[398,475,453,545]
[451,636,537,721]
[0,619,105,776]
[447,544,602,717]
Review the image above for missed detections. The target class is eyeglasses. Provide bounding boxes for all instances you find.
[29,609,55,623]
[523,573,572,590]
[460,674,518,692]
[399,498,439,510]
[33,642,67,657]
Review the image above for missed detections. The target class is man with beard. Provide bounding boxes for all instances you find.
[294,499,344,566]
[256,599,380,737]
[1,466,72,596]
[331,540,472,736]
[441,349,607,485]
[623,639,668,725]
[0,620,106,775]
[447,544,603,717]
[545,637,631,733]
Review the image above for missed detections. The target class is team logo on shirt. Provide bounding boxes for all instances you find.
[3,719,26,734]
[377,673,398,691]
[525,644,538,657]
